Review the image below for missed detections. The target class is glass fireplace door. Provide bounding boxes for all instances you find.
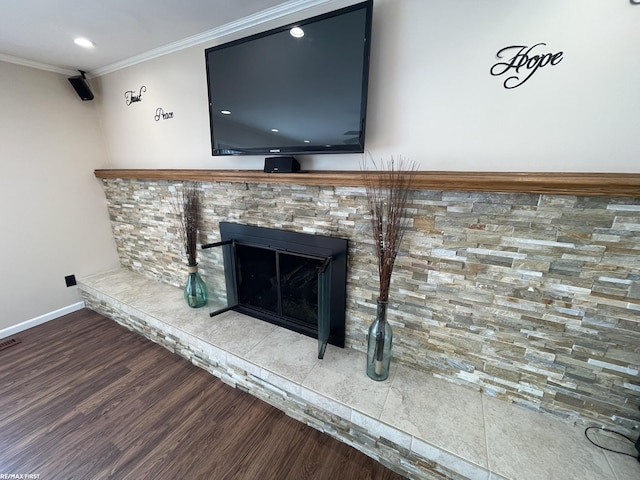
[316,257,331,359]
[202,239,333,359]
[200,240,238,316]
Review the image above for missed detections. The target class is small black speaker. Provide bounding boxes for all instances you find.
[264,156,300,173]
[68,73,94,101]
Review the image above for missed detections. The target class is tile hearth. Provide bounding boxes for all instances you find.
[78,269,639,480]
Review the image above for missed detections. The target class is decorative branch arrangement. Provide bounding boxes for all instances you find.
[169,182,202,267]
[362,155,418,302]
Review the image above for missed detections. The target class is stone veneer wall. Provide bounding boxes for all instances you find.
[100,178,640,432]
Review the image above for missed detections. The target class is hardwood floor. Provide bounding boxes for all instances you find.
[0,309,405,480]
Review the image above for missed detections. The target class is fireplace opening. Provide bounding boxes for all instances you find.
[236,244,323,329]
[202,222,348,359]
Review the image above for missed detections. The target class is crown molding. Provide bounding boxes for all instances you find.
[93,0,334,77]
[0,53,77,76]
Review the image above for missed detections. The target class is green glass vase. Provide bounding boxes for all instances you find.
[366,299,392,381]
[184,264,207,308]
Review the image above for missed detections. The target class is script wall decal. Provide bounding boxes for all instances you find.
[490,43,563,89]
[154,107,174,121]
[125,86,146,105]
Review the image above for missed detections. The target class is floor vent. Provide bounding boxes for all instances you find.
[0,337,21,352]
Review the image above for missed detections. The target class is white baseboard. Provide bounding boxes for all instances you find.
[0,301,86,340]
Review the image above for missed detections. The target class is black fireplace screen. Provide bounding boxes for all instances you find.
[201,222,347,359]
[236,244,323,328]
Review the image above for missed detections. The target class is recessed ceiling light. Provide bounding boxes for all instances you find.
[271,128,279,132]
[303,140,310,143]
[74,38,94,48]
[290,27,304,38]
[220,110,231,115]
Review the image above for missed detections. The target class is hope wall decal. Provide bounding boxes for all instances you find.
[490,43,563,89]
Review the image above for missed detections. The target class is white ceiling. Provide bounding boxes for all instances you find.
[0,0,332,76]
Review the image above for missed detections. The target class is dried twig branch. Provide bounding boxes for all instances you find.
[169,182,201,267]
[362,155,418,302]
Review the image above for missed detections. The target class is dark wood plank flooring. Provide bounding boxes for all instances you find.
[0,309,405,479]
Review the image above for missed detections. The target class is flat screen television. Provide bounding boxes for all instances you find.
[205,0,373,157]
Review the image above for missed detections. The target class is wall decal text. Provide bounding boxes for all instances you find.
[125,86,146,105]
[155,107,174,121]
[490,43,563,89]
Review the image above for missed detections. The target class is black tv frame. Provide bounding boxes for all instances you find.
[204,0,373,157]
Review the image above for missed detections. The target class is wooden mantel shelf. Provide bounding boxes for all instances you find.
[94,169,640,197]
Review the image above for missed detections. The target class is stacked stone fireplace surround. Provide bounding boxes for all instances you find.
[96,177,639,438]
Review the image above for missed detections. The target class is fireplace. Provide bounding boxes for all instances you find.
[202,222,348,358]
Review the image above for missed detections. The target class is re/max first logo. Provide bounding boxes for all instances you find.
[0,475,41,479]
[490,43,564,89]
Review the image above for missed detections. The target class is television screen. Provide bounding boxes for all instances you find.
[205,0,373,156]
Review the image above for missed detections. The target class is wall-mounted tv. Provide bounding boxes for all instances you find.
[205,0,373,157]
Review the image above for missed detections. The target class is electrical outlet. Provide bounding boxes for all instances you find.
[65,274,77,287]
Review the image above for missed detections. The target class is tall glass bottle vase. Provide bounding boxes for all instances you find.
[184,264,208,308]
[366,299,392,381]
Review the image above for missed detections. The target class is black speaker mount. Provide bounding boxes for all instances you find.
[68,70,94,101]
